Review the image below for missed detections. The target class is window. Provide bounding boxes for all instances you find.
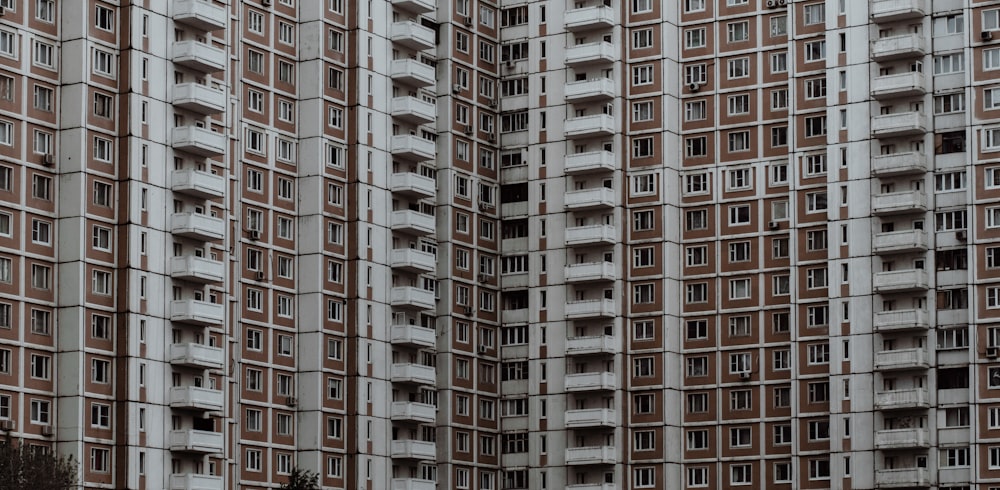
[685,173,709,194]
[686,283,708,304]
[632,0,652,13]
[93,49,114,76]
[727,21,749,42]
[806,267,828,289]
[728,205,750,225]
[95,5,114,31]
[804,3,825,24]
[278,22,294,44]
[805,115,827,137]
[632,101,654,122]
[635,467,656,488]
[31,264,51,290]
[805,40,826,62]
[634,430,655,451]
[634,320,654,341]
[685,64,707,85]
[686,357,708,377]
[808,381,830,403]
[31,354,50,379]
[633,29,653,49]
[33,41,54,68]
[728,58,749,79]
[685,28,706,48]
[806,192,828,213]
[93,137,113,162]
[729,278,750,299]
[685,100,707,122]
[731,464,752,485]
[33,85,53,112]
[808,459,831,480]
[685,0,706,12]
[633,65,654,85]
[633,357,654,377]
[247,50,264,74]
[770,16,787,37]
[634,210,655,231]
[0,30,16,58]
[934,53,965,74]
[773,350,790,370]
[633,247,655,267]
[30,399,50,424]
[728,131,750,152]
[632,173,656,195]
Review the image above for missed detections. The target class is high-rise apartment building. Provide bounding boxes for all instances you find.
[3,0,1000,489]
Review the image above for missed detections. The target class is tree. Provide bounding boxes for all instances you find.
[280,467,320,490]
[0,440,77,489]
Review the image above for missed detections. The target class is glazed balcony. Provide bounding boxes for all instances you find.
[564,408,616,428]
[871,34,928,61]
[565,42,617,65]
[565,114,615,139]
[171,213,225,241]
[875,348,929,371]
[565,262,616,283]
[565,78,616,102]
[173,0,227,31]
[390,401,437,424]
[390,21,435,51]
[874,428,930,450]
[875,468,930,488]
[171,169,225,199]
[871,152,928,177]
[169,429,224,454]
[501,308,529,324]
[391,96,437,125]
[390,479,437,490]
[390,58,436,87]
[390,210,436,236]
[172,126,226,157]
[565,446,616,465]
[565,298,615,319]
[874,388,930,410]
[871,0,928,22]
[565,151,615,174]
[170,255,225,284]
[169,342,225,370]
[170,299,225,326]
[168,474,225,490]
[391,0,435,15]
[172,82,226,114]
[390,286,436,310]
[874,309,930,332]
[391,135,436,161]
[390,440,437,460]
[873,269,929,293]
[169,386,224,412]
[565,5,615,31]
[390,172,436,199]
[872,111,927,138]
[501,201,529,217]
[565,371,616,392]
[566,335,618,356]
[172,40,227,73]
[390,324,437,348]
[565,224,616,246]
[871,190,927,215]
[873,229,928,254]
[565,187,615,210]
[390,363,437,385]
[871,72,927,100]
[390,248,437,274]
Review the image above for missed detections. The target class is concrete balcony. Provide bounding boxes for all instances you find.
[565,42,617,65]
[391,363,437,385]
[874,428,930,450]
[871,190,927,215]
[565,408,616,428]
[170,299,225,326]
[390,172,436,199]
[565,262,616,283]
[565,371,616,392]
[390,21,435,51]
[390,479,437,490]
[501,308,529,324]
[566,335,618,356]
[172,126,226,157]
[169,386,224,412]
[565,446,616,465]
[565,298,616,319]
[874,309,930,332]
[390,401,437,424]
[873,269,929,293]
[875,468,930,488]
[871,34,928,61]
[391,96,436,125]
[873,230,928,254]
[391,210,436,236]
[173,0,227,31]
[565,114,615,139]
[169,474,225,490]
[171,213,225,241]
[875,348,929,371]
[565,5,615,31]
[172,83,226,114]
[170,255,225,284]
[390,286,436,310]
[391,0,435,14]
[390,324,437,348]
[390,249,437,274]
[872,111,926,138]
[172,40,227,73]
[566,484,616,490]
[871,152,928,177]
[565,224,617,246]
[390,59,435,88]
[565,151,615,174]
[501,201,528,217]
[169,429,224,454]
[391,135,436,161]
[171,169,226,199]
[565,78,616,102]
[875,388,929,410]
[169,343,225,370]
[871,0,928,22]
[390,440,437,460]
[565,187,615,210]
[871,72,926,100]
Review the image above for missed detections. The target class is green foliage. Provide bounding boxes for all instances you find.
[280,466,320,490]
[0,440,77,489]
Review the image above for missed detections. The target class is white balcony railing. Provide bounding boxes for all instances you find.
[390,440,437,460]
[170,255,225,284]
[565,446,616,465]
[171,168,226,199]
[875,388,929,410]
[564,187,615,209]
[389,324,437,348]
[873,229,928,254]
[390,479,437,490]
[871,151,928,176]
[871,0,928,22]
[172,40,227,73]
[565,42,617,65]
[565,408,616,428]
[390,210,436,235]
[168,473,225,490]
[565,372,616,392]
[390,172,436,198]
[390,248,437,274]
[566,335,618,356]
[168,386,224,412]
[390,21,435,51]
[168,429,224,454]
[565,151,616,174]
[391,96,437,125]
[390,286,436,310]
[565,298,616,319]
[871,190,927,215]
[390,58,436,87]
[171,213,226,241]
[172,126,226,157]
[872,111,926,137]
[170,300,225,326]
[565,224,617,246]
[172,82,226,114]
[871,72,927,100]
[565,78,616,101]
[391,0,435,15]
[565,114,615,138]
[874,428,930,449]
[874,309,930,332]
[875,468,930,488]
[390,363,437,385]
[564,262,616,282]
[390,401,437,424]
[169,343,225,369]
[873,269,929,292]
[390,135,436,161]
[565,5,615,31]
[875,348,929,370]
[173,0,227,31]
[871,34,928,61]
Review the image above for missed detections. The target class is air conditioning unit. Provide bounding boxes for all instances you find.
[688,82,701,92]
[285,396,297,407]
[478,345,488,353]
[249,230,261,240]
[43,154,54,166]
[452,84,462,94]
[956,230,968,241]
[255,271,265,280]
[984,31,994,41]
[487,134,496,143]
[0,419,12,431]
[768,221,779,230]
[262,0,272,6]
[0,6,7,16]
[464,125,473,135]
[478,274,489,283]
[739,371,751,380]
[463,17,473,26]
[488,99,498,108]
[988,347,999,358]
[766,0,787,7]
[506,60,515,68]
[41,426,55,437]
[464,306,473,315]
